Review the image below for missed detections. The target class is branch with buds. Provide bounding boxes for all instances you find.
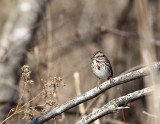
[27,62,160,124]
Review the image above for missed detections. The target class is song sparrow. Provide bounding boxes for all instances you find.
[91,51,113,87]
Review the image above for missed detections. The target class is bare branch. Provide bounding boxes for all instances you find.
[142,111,158,119]
[27,62,160,124]
[76,87,153,124]
[99,27,160,46]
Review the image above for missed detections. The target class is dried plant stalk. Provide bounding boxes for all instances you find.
[135,1,160,124]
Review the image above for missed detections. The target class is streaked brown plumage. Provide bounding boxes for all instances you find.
[91,51,113,87]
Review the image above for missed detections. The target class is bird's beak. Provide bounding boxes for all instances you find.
[91,57,94,60]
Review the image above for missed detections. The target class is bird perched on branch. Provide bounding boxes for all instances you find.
[91,51,113,87]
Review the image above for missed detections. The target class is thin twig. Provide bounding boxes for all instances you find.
[0,90,44,124]
[100,27,160,46]
[74,72,86,115]
[142,111,158,118]
[122,109,126,124]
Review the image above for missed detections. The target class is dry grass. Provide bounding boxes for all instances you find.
[1,65,65,124]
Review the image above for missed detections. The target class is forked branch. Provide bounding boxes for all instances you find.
[27,62,160,124]
[76,87,153,124]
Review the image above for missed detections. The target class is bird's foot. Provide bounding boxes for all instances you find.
[97,79,101,88]
[109,77,113,83]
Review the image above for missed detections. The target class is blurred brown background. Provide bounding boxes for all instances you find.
[0,0,160,124]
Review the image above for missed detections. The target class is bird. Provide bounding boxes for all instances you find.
[91,51,113,87]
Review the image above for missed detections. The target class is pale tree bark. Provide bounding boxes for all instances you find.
[27,61,160,124]
[77,87,153,124]
[0,0,49,121]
